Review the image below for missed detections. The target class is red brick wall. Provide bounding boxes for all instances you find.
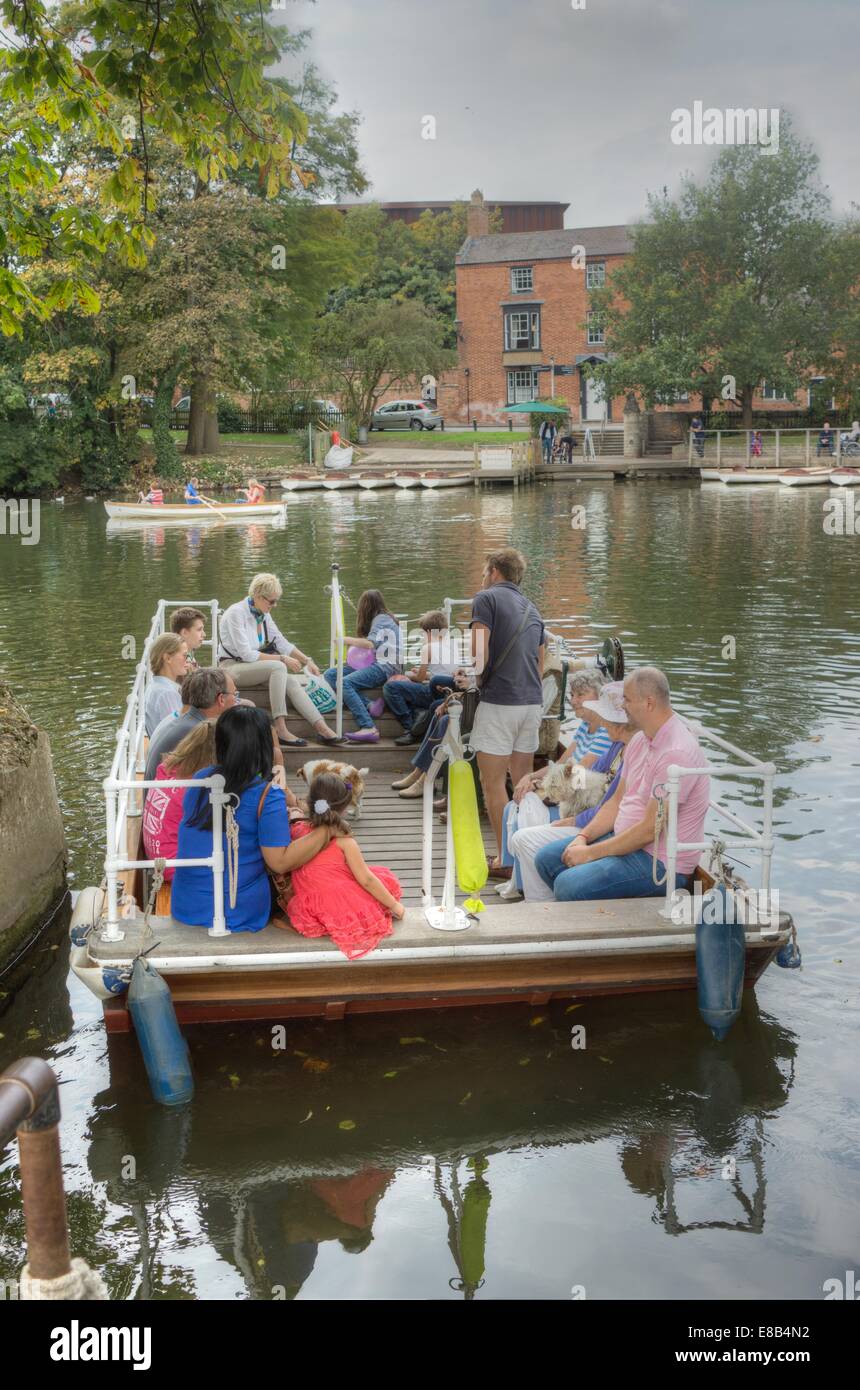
[454,255,629,424]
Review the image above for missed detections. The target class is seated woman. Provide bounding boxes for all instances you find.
[501,682,632,902]
[171,706,332,934]
[144,633,188,735]
[283,771,405,959]
[218,573,342,747]
[143,720,217,879]
[323,589,403,744]
[236,477,266,505]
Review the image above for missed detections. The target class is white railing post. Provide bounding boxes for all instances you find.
[102,779,125,942]
[210,598,219,661]
[774,429,780,470]
[208,773,230,938]
[658,765,681,921]
[805,429,811,466]
[329,562,345,738]
[716,431,722,466]
[761,761,775,897]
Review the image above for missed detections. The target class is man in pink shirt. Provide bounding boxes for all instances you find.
[534,667,710,901]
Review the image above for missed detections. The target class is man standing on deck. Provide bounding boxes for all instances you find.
[469,549,545,867]
[534,667,710,900]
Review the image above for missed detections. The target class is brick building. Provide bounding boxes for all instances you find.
[334,198,568,234]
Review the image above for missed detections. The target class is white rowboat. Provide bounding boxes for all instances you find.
[104,501,286,521]
[281,475,324,492]
[419,474,474,489]
[393,474,422,489]
[357,475,397,490]
[779,469,832,487]
[829,469,860,487]
[718,469,782,485]
[322,474,361,491]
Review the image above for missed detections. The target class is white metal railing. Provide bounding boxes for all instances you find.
[326,563,346,737]
[101,597,224,943]
[689,426,856,468]
[421,699,472,932]
[656,718,777,924]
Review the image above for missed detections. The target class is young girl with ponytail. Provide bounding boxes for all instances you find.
[284,771,404,958]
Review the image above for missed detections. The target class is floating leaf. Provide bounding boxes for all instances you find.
[383,1071,398,1079]
[338,1119,356,1131]
[565,1004,582,1013]
[298,1110,313,1125]
[302,1057,330,1073]
[25,1027,41,1041]
[518,1058,530,1066]
[228,1073,241,1088]
[529,1015,546,1027]
[458,1092,472,1106]
[598,1057,613,1064]
[400,1036,427,1045]
[293,1049,309,1058]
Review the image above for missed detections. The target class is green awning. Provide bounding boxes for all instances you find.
[503,400,569,414]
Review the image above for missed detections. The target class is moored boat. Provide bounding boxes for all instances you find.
[700,468,723,481]
[779,468,832,487]
[357,475,397,490]
[104,500,286,521]
[419,473,474,489]
[718,469,781,484]
[828,468,860,487]
[280,474,325,492]
[393,473,422,489]
[322,474,361,491]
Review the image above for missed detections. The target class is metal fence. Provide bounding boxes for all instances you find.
[159,406,346,434]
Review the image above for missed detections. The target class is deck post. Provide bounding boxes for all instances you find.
[804,430,811,466]
[760,762,776,900]
[210,597,219,663]
[329,563,344,738]
[208,774,230,938]
[101,779,125,942]
[716,432,722,467]
[657,765,681,921]
[774,429,780,469]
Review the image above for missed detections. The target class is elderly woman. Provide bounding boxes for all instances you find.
[507,668,610,811]
[498,680,633,902]
[218,573,342,748]
[144,633,188,735]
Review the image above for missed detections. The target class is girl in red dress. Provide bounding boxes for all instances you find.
[286,773,404,959]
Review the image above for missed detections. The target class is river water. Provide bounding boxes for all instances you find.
[0,480,858,1300]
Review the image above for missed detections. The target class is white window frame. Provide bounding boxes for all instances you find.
[586,311,605,346]
[504,309,540,351]
[760,382,792,402]
[510,266,534,293]
[507,369,538,404]
[586,261,605,289]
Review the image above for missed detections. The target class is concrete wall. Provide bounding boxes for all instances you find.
[0,683,67,966]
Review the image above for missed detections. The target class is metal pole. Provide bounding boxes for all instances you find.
[716,431,722,467]
[102,781,124,942]
[208,774,230,938]
[331,563,344,739]
[0,1059,70,1282]
[760,762,776,897]
[210,597,219,661]
[658,766,681,920]
[774,429,780,470]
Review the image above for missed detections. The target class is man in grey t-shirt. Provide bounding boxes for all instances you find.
[144,668,238,784]
[469,548,545,864]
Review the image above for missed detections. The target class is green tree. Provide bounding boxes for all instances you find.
[589,122,836,426]
[313,299,455,435]
[0,0,315,332]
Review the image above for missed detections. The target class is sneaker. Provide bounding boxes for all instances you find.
[393,730,418,746]
[497,879,524,902]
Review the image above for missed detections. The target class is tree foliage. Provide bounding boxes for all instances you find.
[588,122,851,425]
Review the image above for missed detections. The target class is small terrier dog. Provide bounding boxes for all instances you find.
[539,760,607,819]
[297,759,370,817]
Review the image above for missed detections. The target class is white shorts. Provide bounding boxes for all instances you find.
[469,701,542,757]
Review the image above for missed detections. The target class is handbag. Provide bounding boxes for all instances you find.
[461,603,533,737]
[300,671,337,715]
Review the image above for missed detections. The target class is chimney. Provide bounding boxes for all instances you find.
[467,189,490,240]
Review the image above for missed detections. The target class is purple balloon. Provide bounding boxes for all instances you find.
[347,645,375,670]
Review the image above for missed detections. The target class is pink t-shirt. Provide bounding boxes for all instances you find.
[141,763,186,880]
[612,714,710,874]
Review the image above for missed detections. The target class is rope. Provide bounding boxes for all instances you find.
[225,802,240,909]
[19,1258,109,1301]
[140,857,166,943]
[652,787,668,886]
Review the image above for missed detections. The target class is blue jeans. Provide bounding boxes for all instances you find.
[383,679,436,729]
[535,835,689,901]
[324,662,395,730]
[542,437,553,462]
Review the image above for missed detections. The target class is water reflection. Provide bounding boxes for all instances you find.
[71,994,796,1299]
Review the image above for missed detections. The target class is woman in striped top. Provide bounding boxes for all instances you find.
[512,669,610,803]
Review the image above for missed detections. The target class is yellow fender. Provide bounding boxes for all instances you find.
[449,760,488,913]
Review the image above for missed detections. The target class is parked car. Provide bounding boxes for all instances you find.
[173,395,191,412]
[369,400,444,432]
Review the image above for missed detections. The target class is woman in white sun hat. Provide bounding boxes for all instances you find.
[501,680,633,902]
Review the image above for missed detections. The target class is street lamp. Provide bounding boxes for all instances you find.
[464,367,471,425]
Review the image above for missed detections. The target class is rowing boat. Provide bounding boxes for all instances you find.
[104,500,286,521]
[718,469,782,485]
[281,475,325,492]
[357,475,397,490]
[322,474,361,491]
[829,468,860,487]
[779,469,832,487]
[393,473,422,489]
[419,473,474,489]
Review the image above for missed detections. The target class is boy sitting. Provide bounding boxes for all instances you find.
[384,609,460,745]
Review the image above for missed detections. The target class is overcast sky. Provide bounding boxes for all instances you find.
[282,0,858,224]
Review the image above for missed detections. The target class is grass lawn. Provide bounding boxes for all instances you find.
[366,430,528,447]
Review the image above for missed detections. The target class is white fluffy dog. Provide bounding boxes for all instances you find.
[539,760,607,819]
[297,759,370,817]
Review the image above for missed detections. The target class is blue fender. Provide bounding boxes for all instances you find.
[128,957,194,1107]
[696,884,746,1041]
